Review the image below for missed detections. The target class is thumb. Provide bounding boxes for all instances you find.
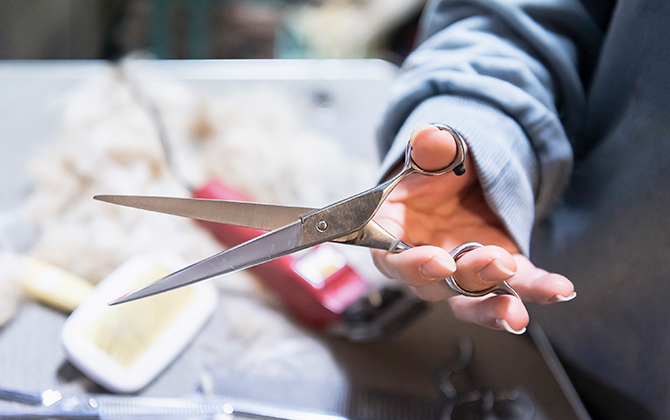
[409,124,462,171]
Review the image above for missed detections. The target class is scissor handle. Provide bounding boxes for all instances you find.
[404,123,467,176]
[445,242,521,300]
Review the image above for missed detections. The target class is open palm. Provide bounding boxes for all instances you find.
[371,125,575,334]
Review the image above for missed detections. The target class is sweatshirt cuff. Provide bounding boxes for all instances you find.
[379,95,538,256]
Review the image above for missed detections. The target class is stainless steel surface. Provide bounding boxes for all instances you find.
[0,61,106,213]
[0,388,349,420]
[110,221,305,304]
[94,195,407,252]
[446,242,521,299]
[0,388,61,407]
[332,220,410,252]
[94,195,315,231]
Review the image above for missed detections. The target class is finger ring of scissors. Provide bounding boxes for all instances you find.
[445,242,521,299]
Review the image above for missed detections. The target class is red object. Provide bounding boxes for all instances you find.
[192,179,368,329]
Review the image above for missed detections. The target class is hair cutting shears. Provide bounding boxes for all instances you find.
[95,124,519,305]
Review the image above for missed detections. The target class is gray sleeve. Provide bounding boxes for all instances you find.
[377,0,601,255]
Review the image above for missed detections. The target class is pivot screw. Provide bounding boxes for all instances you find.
[317,220,328,232]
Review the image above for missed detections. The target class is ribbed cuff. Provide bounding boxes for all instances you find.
[379,95,538,255]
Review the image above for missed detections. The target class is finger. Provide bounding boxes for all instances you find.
[450,245,517,293]
[371,246,456,287]
[409,124,461,171]
[412,281,457,302]
[449,294,529,334]
[507,255,576,304]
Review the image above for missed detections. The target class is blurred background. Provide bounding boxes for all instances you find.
[0,2,590,418]
[0,0,424,64]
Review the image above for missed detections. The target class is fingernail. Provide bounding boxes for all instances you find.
[552,292,577,302]
[410,124,438,141]
[495,319,526,335]
[420,256,456,279]
[479,259,516,283]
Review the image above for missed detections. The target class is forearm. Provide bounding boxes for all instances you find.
[378,0,601,254]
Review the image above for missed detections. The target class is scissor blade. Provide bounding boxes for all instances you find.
[110,220,305,305]
[94,195,315,231]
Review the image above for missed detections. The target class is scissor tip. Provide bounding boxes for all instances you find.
[93,195,112,202]
[107,293,132,306]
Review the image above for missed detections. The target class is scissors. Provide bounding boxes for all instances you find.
[95,124,519,305]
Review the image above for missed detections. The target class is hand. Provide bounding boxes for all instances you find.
[371,125,575,334]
